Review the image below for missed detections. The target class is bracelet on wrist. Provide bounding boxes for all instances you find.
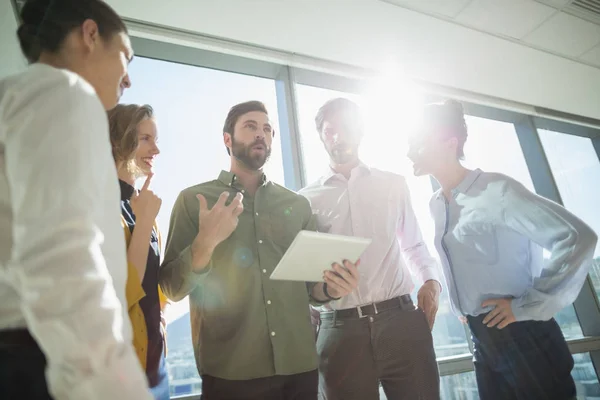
[323,283,341,301]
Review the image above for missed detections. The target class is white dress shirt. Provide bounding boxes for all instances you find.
[0,64,151,399]
[300,163,440,310]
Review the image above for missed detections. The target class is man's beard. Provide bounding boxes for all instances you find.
[232,138,271,170]
[329,143,356,165]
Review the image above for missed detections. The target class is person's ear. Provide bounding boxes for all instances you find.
[80,19,100,53]
[224,132,233,153]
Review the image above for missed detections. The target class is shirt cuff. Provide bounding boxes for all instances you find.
[510,296,531,322]
[180,245,213,278]
[511,294,554,322]
[420,267,441,289]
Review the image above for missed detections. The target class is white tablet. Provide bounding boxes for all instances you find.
[270,230,372,282]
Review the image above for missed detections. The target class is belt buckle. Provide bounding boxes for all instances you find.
[357,306,366,318]
[357,302,378,318]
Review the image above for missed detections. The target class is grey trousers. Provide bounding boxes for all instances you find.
[316,305,440,400]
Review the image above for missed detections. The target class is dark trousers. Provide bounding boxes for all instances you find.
[202,370,318,400]
[0,330,53,400]
[468,315,576,400]
[316,304,440,400]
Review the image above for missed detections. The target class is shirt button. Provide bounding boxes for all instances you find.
[271,331,276,337]
[267,300,272,305]
[255,212,259,216]
[263,269,267,273]
[241,189,245,194]
[259,240,263,244]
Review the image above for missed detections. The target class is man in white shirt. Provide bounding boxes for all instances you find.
[299,98,442,399]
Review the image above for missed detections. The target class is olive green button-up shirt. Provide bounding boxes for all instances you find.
[159,170,318,380]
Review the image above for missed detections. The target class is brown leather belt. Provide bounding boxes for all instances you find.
[0,328,38,348]
[320,294,414,320]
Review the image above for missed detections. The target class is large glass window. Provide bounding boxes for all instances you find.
[539,129,600,305]
[440,371,479,400]
[462,116,535,191]
[573,353,600,398]
[120,56,284,397]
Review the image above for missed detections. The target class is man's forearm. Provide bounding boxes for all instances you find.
[159,245,211,302]
[190,238,215,272]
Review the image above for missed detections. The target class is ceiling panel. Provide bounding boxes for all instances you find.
[456,0,557,39]
[580,44,600,65]
[524,12,600,56]
[380,0,472,18]
[534,0,574,8]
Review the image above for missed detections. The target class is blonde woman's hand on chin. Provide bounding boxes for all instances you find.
[131,173,162,223]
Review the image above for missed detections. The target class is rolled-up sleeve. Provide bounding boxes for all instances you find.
[502,179,598,321]
[3,76,151,398]
[160,190,212,302]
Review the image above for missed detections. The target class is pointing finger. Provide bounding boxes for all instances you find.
[141,172,153,192]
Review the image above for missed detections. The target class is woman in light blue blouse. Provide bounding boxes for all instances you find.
[407,99,597,400]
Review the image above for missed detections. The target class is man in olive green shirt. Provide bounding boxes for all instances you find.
[159,101,359,400]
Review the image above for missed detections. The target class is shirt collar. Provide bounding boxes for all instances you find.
[218,170,269,192]
[320,162,371,185]
[435,168,483,200]
[119,179,135,201]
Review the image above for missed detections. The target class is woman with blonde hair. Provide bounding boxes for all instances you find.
[108,104,170,400]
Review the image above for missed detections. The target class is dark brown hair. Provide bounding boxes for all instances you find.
[314,97,364,134]
[222,100,271,155]
[107,104,154,166]
[17,0,127,63]
[423,99,468,159]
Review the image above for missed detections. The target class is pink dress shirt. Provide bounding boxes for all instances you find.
[299,163,440,310]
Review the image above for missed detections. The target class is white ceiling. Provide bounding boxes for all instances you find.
[381,0,600,68]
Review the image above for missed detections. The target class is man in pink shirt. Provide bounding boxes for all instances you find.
[299,98,442,400]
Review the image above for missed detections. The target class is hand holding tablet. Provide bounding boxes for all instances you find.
[323,259,361,299]
[269,230,371,282]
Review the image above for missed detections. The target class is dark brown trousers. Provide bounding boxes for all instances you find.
[316,301,440,400]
